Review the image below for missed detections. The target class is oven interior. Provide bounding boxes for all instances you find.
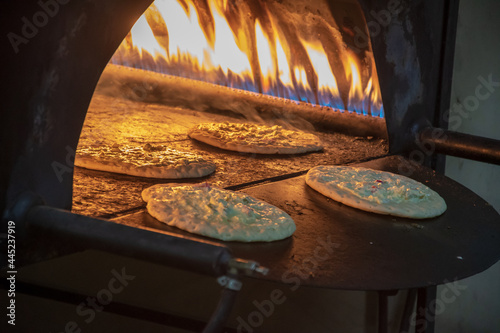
[74,0,391,219]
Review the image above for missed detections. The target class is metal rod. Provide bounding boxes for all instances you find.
[416,286,437,333]
[24,205,233,277]
[377,291,388,333]
[418,127,500,165]
[203,284,240,333]
[399,289,417,333]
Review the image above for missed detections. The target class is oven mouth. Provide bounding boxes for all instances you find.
[72,0,390,219]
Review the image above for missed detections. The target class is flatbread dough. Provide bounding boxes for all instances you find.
[142,184,296,242]
[75,143,216,179]
[306,165,447,219]
[188,122,323,154]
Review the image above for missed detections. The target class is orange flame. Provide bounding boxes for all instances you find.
[111,0,384,117]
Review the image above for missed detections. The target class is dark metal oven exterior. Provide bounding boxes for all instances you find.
[1,1,499,332]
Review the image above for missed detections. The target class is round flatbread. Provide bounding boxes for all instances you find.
[305,165,447,219]
[142,184,296,242]
[75,144,216,179]
[188,122,323,154]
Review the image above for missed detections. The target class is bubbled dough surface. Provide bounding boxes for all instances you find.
[142,184,296,242]
[306,166,447,219]
[75,144,216,179]
[188,122,324,154]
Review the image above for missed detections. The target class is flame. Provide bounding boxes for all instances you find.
[130,15,166,59]
[303,41,340,107]
[345,52,364,114]
[111,0,384,117]
[369,62,384,117]
[255,20,274,93]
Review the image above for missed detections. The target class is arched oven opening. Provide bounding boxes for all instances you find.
[73,0,389,219]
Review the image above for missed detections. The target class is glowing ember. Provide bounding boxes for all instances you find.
[111,0,384,117]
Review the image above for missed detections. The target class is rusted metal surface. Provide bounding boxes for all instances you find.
[1,0,154,216]
[358,0,459,156]
[112,155,500,291]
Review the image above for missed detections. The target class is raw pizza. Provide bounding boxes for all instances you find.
[142,184,296,242]
[75,143,216,179]
[306,165,447,219]
[188,122,323,154]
